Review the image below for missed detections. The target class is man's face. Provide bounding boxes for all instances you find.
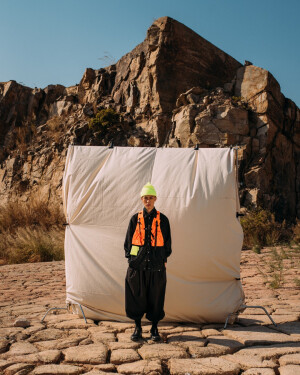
[141,195,157,212]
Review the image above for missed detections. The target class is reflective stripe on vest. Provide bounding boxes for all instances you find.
[132,211,164,247]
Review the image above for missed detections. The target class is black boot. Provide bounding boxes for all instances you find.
[131,320,142,341]
[150,322,161,341]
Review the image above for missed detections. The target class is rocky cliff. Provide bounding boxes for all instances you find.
[0,17,299,221]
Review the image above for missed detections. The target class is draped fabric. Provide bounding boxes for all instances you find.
[62,146,244,322]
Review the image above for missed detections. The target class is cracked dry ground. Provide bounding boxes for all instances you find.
[0,248,299,375]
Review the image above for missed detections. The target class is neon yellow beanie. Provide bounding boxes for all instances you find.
[140,182,157,197]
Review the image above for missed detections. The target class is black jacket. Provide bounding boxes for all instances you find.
[124,207,172,270]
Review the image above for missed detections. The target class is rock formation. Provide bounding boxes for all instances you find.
[0,16,299,221]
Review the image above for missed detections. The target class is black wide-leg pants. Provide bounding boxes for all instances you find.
[125,267,166,322]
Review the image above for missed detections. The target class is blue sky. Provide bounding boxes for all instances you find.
[1,0,299,106]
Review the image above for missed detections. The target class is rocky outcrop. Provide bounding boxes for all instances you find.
[0,17,299,221]
[76,16,241,144]
[167,65,300,221]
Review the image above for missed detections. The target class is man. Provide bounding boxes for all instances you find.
[124,182,172,341]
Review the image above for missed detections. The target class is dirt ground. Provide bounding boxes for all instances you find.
[0,247,299,375]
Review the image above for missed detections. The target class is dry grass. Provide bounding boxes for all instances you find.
[0,226,64,264]
[241,209,300,289]
[14,126,28,156]
[0,197,65,233]
[240,208,292,249]
[292,219,300,244]
[46,116,66,143]
[0,196,65,264]
[255,245,300,289]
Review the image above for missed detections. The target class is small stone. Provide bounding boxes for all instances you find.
[13,318,30,328]
[110,348,140,365]
[31,364,83,374]
[279,353,300,366]
[138,343,189,360]
[117,359,162,375]
[63,344,107,364]
[279,365,300,375]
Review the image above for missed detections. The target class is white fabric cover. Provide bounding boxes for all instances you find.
[62,145,244,323]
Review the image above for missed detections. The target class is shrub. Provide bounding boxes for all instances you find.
[14,126,28,156]
[292,219,300,244]
[0,226,64,264]
[88,108,120,133]
[0,197,65,264]
[252,244,261,254]
[46,116,66,142]
[257,246,296,289]
[0,197,65,234]
[241,208,291,249]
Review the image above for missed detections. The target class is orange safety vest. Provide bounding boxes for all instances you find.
[132,211,164,247]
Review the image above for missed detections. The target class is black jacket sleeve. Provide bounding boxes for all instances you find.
[124,213,138,260]
[160,213,172,262]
